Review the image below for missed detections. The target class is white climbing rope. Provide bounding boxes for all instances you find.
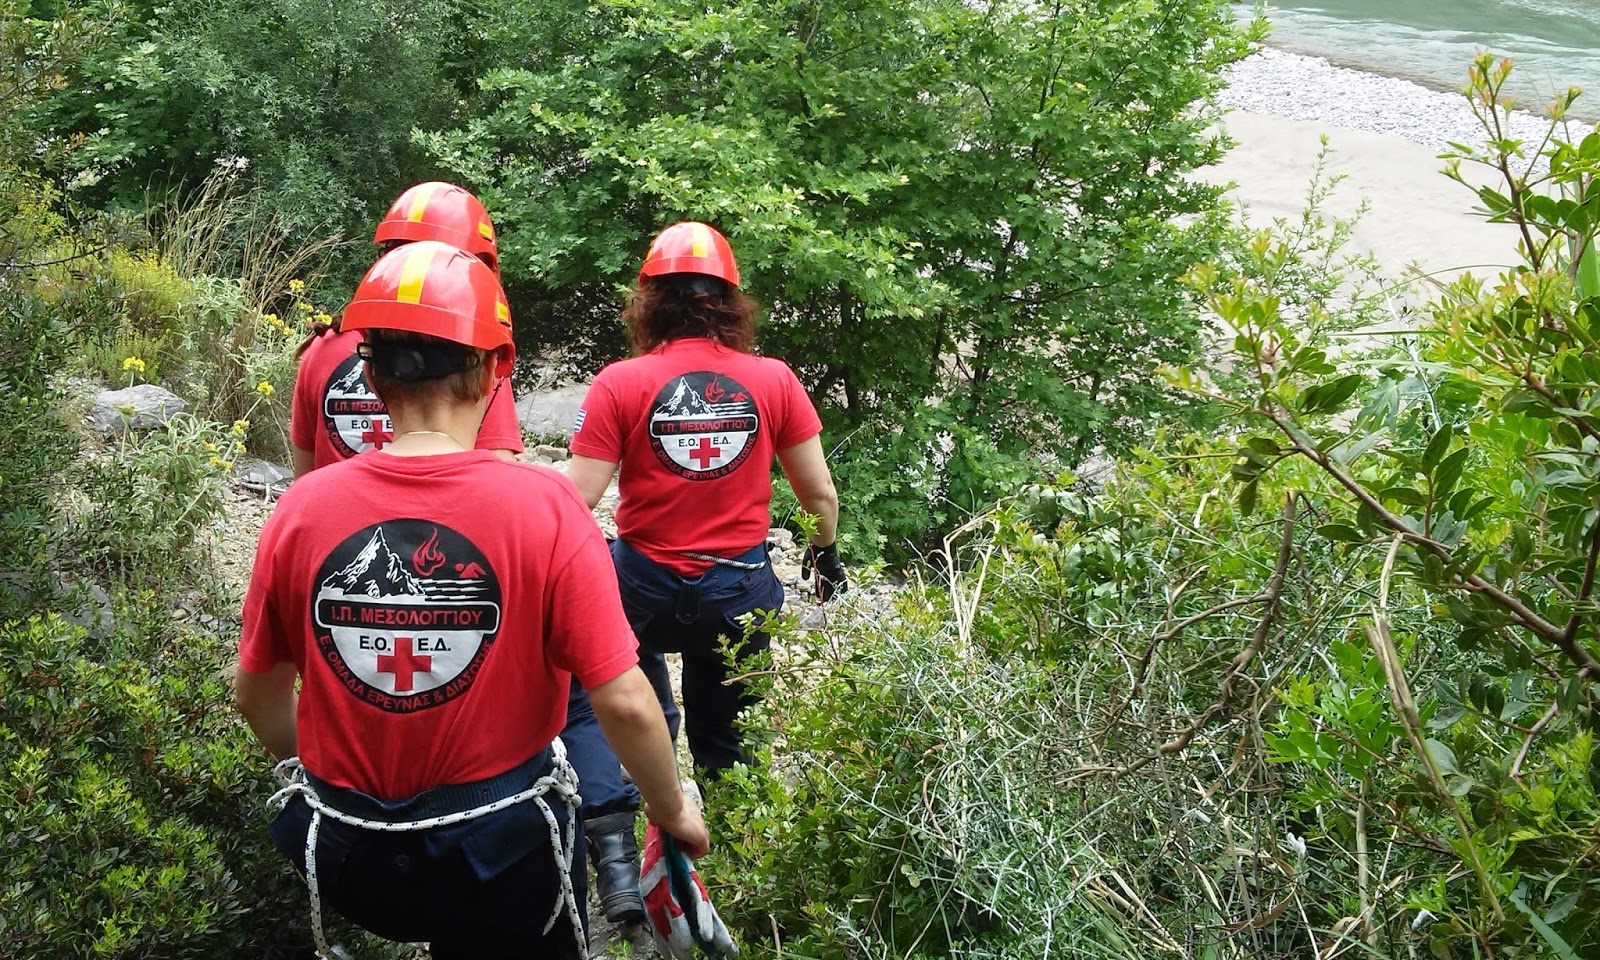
[267,738,584,959]
[678,550,768,571]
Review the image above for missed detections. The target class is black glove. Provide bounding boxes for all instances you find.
[801,542,848,601]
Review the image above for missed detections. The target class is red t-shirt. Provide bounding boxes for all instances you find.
[291,328,524,470]
[569,338,822,575]
[238,450,637,799]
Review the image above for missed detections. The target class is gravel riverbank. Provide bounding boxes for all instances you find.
[1195,46,1590,282]
[1219,47,1573,153]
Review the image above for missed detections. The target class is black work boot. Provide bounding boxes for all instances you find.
[585,811,645,924]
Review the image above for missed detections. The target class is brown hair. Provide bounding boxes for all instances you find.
[293,313,341,360]
[363,329,494,407]
[623,278,760,355]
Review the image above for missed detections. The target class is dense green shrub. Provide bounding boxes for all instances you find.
[32,0,468,283]
[712,469,1369,959]
[0,288,79,620]
[710,596,1146,958]
[0,613,304,958]
[50,250,197,385]
[718,449,1600,959]
[37,235,313,464]
[64,414,234,592]
[1183,57,1600,957]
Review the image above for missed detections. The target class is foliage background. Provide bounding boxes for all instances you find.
[6,0,1599,958]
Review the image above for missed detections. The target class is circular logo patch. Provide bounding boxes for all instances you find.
[647,371,760,480]
[321,354,393,458]
[311,520,502,713]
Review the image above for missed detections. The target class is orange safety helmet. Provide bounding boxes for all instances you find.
[638,221,740,288]
[373,182,500,275]
[343,241,514,379]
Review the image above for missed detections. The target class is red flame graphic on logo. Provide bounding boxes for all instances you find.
[704,376,726,404]
[412,528,446,577]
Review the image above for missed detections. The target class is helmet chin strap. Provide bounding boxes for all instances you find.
[361,340,482,381]
[666,275,730,299]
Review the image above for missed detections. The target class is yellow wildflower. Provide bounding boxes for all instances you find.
[288,279,306,293]
[203,442,216,452]
[121,356,146,373]
[297,301,314,313]
[115,403,136,417]
[261,312,281,327]
[233,442,246,453]
[209,455,223,468]
[222,459,233,470]
[256,380,275,397]
[232,419,250,437]
[312,312,333,326]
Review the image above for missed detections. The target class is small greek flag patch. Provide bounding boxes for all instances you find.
[572,409,587,434]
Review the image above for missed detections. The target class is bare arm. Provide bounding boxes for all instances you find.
[567,454,619,511]
[291,445,315,479]
[491,448,517,462]
[588,666,710,857]
[234,661,299,758]
[777,435,840,546]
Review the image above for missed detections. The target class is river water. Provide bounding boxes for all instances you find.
[1240,0,1600,117]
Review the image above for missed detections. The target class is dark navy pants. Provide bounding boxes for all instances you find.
[268,758,586,959]
[610,539,783,775]
[563,677,640,816]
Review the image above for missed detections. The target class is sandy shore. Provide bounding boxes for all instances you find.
[1199,48,1595,286]
[1198,110,1523,285]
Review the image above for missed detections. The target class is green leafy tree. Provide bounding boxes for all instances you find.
[427,0,1258,554]
[31,0,471,278]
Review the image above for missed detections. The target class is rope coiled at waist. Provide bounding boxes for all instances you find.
[678,550,769,571]
[267,738,582,959]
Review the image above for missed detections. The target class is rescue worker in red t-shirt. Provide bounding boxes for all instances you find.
[235,241,707,959]
[290,182,524,475]
[567,221,848,776]
[287,182,650,924]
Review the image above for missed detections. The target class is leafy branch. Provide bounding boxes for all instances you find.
[1115,492,1298,777]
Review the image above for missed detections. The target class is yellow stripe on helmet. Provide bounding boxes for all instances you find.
[405,183,440,223]
[495,298,510,324]
[395,245,436,304]
[690,222,710,258]
[478,220,495,241]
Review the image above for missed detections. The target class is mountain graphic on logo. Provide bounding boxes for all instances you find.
[331,357,368,394]
[655,378,718,418]
[321,528,425,598]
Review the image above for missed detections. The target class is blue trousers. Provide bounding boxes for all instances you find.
[563,677,639,816]
[610,539,783,775]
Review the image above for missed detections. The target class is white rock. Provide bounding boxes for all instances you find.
[88,384,188,433]
[235,458,293,493]
[517,383,590,440]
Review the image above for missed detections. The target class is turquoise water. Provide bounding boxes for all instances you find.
[1241,0,1600,117]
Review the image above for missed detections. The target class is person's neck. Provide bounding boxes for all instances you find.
[383,402,486,457]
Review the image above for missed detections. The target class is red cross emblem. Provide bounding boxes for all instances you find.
[376,636,431,692]
[361,419,394,449]
[688,437,720,469]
